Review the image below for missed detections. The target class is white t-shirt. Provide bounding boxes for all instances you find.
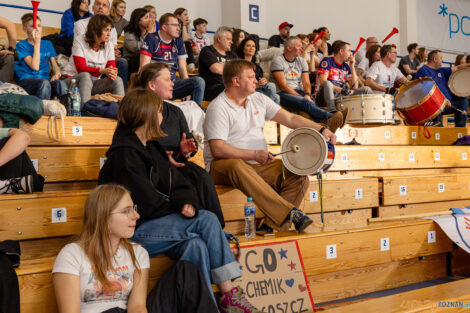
[354,48,366,70]
[203,91,281,170]
[62,35,115,79]
[191,32,212,51]
[74,17,118,46]
[366,60,404,94]
[53,242,150,313]
[357,58,369,76]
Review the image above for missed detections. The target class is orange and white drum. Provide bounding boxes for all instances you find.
[395,78,447,125]
[281,128,335,176]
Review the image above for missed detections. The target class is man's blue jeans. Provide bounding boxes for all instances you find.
[131,210,240,293]
[434,96,469,127]
[173,76,205,107]
[279,89,332,123]
[19,78,67,100]
[257,82,280,104]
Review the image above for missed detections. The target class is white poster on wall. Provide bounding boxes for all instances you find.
[417,0,470,53]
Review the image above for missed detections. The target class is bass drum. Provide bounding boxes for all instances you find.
[449,67,470,97]
[335,94,395,124]
[395,78,447,125]
[281,128,335,176]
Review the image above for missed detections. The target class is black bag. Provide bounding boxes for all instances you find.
[59,92,73,116]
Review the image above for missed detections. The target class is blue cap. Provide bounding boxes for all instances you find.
[247,197,253,201]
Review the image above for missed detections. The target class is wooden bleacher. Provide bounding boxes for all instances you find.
[3,116,470,312]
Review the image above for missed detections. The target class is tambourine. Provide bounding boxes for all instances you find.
[280,128,335,176]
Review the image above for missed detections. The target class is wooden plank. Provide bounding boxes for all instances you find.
[307,209,371,233]
[382,174,470,206]
[0,192,88,240]
[451,246,470,276]
[297,221,452,276]
[310,253,447,304]
[18,271,58,313]
[323,167,470,180]
[20,236,76,261]
[300,178,378,213]
[322,278,470,313]
[281,124,469,146]
[27,147,107,182]
[378,200,470,218]
[22,116,117,146]
[0,24,60,42]
[330,146,470,171]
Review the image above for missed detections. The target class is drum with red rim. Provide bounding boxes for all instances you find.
[395,78,447,125]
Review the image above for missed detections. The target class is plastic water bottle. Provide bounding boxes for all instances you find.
[72,86,81,116]
[244,197,256,240]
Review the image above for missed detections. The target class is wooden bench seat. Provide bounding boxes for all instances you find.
[21,117,279,146]
[281,124,469,146]
[321,278,470,312]
[381,174,470,206]
[15,220,452,312]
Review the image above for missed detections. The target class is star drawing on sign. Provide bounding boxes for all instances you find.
[438,3,448,17]
[288,261,296,271]
[278,248,288,260]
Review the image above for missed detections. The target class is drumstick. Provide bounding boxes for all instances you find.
[451,106,468,115]
[271,145,300,157]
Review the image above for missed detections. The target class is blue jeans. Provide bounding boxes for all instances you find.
[132,210,240,293]
[19,78,67,100]
[279,89,332,123]
[434,96,469,127]
[173,76,205,107]
[116,58,128,90]
[257,82,280,104]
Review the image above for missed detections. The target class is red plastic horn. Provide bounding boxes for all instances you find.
[353,37,366,56]
[31,1,40,29]
[381,27,399,44]
[312,30,325,45]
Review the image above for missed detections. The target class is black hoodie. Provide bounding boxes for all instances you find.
[98,123,201,227]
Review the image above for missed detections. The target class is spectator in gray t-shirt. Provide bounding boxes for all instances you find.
[398,43,421,79]
[271,36,349,133]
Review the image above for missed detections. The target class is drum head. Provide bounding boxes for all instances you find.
[396,78,434,109]
[281,128,335,176]
[449,68,470,97]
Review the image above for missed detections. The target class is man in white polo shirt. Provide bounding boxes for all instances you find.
[203,59,336,233]
[365,44,409,94]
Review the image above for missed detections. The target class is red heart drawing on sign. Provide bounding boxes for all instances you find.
[298,284,307,292]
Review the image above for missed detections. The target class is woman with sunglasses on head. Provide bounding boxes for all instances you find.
[98,89,262,313]
[53,184,218,313]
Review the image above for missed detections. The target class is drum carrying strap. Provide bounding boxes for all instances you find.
[317,172,325,223]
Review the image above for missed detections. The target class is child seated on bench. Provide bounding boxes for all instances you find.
[52,184,218,313]
[14,14,67,100]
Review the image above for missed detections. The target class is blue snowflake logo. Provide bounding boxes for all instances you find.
[438,3,448,17]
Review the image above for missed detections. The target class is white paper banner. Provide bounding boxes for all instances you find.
[417,0,470,53]
[424,208,470,254]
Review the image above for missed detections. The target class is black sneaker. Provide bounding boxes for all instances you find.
[289,208,313,232]
[0,175,34,194]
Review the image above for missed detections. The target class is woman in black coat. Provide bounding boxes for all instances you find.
[130,62,225,227]
[97,89,259,309]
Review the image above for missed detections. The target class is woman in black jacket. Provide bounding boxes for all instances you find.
[98,89,260,311]
[130,62,225,227]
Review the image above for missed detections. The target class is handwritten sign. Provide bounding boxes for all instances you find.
[234,240,314,313]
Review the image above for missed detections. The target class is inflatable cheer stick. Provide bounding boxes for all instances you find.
[31,1,40,29]
[312,30,325,45]
[381,27,398,44]
[353,37,366,56]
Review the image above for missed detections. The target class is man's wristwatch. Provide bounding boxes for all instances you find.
[319,126,329,134]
